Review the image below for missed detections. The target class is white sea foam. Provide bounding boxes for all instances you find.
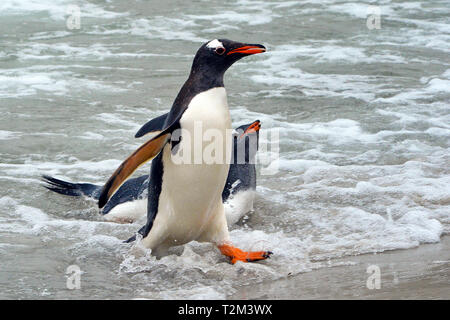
[0,0,125,20]
[376,69,450,104]
[93,113,139,128]
[121,18,207,43]
[14,43,160,61]
[0,68,127,98]
[0,196,136,240]
[185,0,303,29]
[244,44,391,102]
[0,130,19,140]
[187,10,273,27]
[0,159,122,178]
[270,44,407,64]
[76,131,105,140]
[138,286,226,300]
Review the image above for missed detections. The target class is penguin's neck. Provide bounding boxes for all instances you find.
[171,67,227,117]
[188,68,224,91]
[172,69,225,111]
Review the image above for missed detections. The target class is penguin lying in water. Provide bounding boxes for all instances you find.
[43,120,261,226]
[62,39,271,264]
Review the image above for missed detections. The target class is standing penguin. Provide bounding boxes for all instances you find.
[99,39,271,264]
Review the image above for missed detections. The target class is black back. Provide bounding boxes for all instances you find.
[222,130,259,202]
[102,175,150,214]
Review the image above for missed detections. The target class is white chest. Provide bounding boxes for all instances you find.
[180,87,231,133]
[155,87,232,241]
[175,87,232,165]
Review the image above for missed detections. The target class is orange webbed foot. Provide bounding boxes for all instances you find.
[218,244,273,264]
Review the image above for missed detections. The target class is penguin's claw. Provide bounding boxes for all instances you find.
[218,244,273,264]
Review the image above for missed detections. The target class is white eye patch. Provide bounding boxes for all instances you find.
[206,39,223,49]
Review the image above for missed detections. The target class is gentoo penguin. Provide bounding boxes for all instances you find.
[98,39,271,263]
[42,120,261,225]
[223,120,260,225]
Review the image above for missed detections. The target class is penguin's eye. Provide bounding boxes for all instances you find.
[215,47,226,55]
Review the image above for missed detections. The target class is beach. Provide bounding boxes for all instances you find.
[232,236,450,299]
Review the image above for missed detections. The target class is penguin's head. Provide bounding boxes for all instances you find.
[190,39,266,77]
[232,120,261,163]
[234,120,261,141]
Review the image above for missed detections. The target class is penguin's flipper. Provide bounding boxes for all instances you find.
[98,133,170,208]
[135,113,168,138]
[42,175,101,199]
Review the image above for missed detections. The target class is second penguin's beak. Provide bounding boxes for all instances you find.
[240,120,261,138]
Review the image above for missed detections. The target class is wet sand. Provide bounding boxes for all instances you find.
[231,236,450,299]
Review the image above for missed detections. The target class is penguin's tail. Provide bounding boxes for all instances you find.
[42,175,102,200]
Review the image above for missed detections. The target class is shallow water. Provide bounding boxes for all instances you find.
[0,0,449,299]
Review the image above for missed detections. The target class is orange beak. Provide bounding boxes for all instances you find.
[240,120,261,139]
[227,45,266,55]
